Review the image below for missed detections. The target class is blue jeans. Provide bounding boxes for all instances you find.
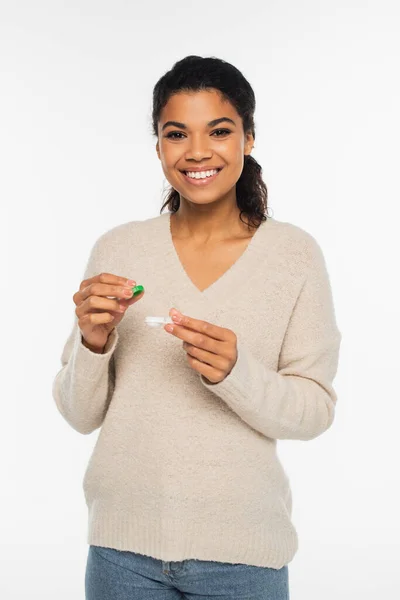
[85,545,290,599]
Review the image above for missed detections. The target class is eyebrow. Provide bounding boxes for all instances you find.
[161,117,236,132]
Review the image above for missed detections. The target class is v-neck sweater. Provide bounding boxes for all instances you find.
[52,210,342,569]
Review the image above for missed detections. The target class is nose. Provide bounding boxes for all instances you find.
[185,134,212,161]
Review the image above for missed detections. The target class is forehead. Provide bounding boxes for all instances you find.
[160,90,237,123]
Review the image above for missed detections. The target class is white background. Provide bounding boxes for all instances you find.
[2,1,399,598]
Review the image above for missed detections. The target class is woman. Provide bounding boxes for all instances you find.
[53,55,341,599]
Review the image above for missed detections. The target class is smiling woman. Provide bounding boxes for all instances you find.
[53,53,341,600]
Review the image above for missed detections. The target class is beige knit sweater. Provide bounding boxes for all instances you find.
[52,210,341,569]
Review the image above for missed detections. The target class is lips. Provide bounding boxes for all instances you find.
[180,168,223,186]
[181,167,223,173]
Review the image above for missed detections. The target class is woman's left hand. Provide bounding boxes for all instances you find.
[164,308,238,384]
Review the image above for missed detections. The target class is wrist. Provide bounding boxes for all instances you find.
[82,337,105,354]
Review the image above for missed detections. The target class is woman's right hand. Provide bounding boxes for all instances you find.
[73,273,144,353]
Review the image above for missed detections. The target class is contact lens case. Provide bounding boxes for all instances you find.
[145,316,174,328]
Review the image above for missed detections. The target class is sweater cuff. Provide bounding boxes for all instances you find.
[200,339,249,402]
[73,327,119,380]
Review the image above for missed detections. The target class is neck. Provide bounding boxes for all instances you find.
[171,199,253,244]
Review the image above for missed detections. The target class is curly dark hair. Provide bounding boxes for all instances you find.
[151,55,272,230]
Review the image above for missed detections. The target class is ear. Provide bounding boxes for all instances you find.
[244,131,255,157]
[156,141,160,160]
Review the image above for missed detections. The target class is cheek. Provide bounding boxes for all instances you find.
[159,142,180,169]
[221,142,245,172]
[233,145,245,165]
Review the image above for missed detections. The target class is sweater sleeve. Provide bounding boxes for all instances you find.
[200,236,342,441]
[52,236,119,435]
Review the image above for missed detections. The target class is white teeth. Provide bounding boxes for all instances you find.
[185,169,219,179]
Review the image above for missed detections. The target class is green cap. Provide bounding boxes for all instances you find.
[132,284,144,297]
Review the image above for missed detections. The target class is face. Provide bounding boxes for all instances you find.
[156,89,254,207]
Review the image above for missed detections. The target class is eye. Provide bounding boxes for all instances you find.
[164,129,232,140]
[165,131,185,140]
[212,129,231,137]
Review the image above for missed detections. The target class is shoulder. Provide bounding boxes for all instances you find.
[83,215,165,279]
[267,215,320,247]
[92,213,166,249]
[265,215,327,271]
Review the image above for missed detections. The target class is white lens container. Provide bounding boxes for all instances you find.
[145,316,174,328]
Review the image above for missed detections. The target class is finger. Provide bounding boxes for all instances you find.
[79,281,135,303]
[79,272,134,292]
[74,273,135,305]
[183,342,229,370]
[75,295,123,319]
[79,287,144,317]
[166,323,222,356]
[171,313,232,342]
[79,311,115,327]
[185,354,225,383]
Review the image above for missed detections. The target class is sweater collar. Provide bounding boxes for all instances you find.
[159,210,276,305]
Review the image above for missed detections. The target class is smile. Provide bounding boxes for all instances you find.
[180,168,223,186]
